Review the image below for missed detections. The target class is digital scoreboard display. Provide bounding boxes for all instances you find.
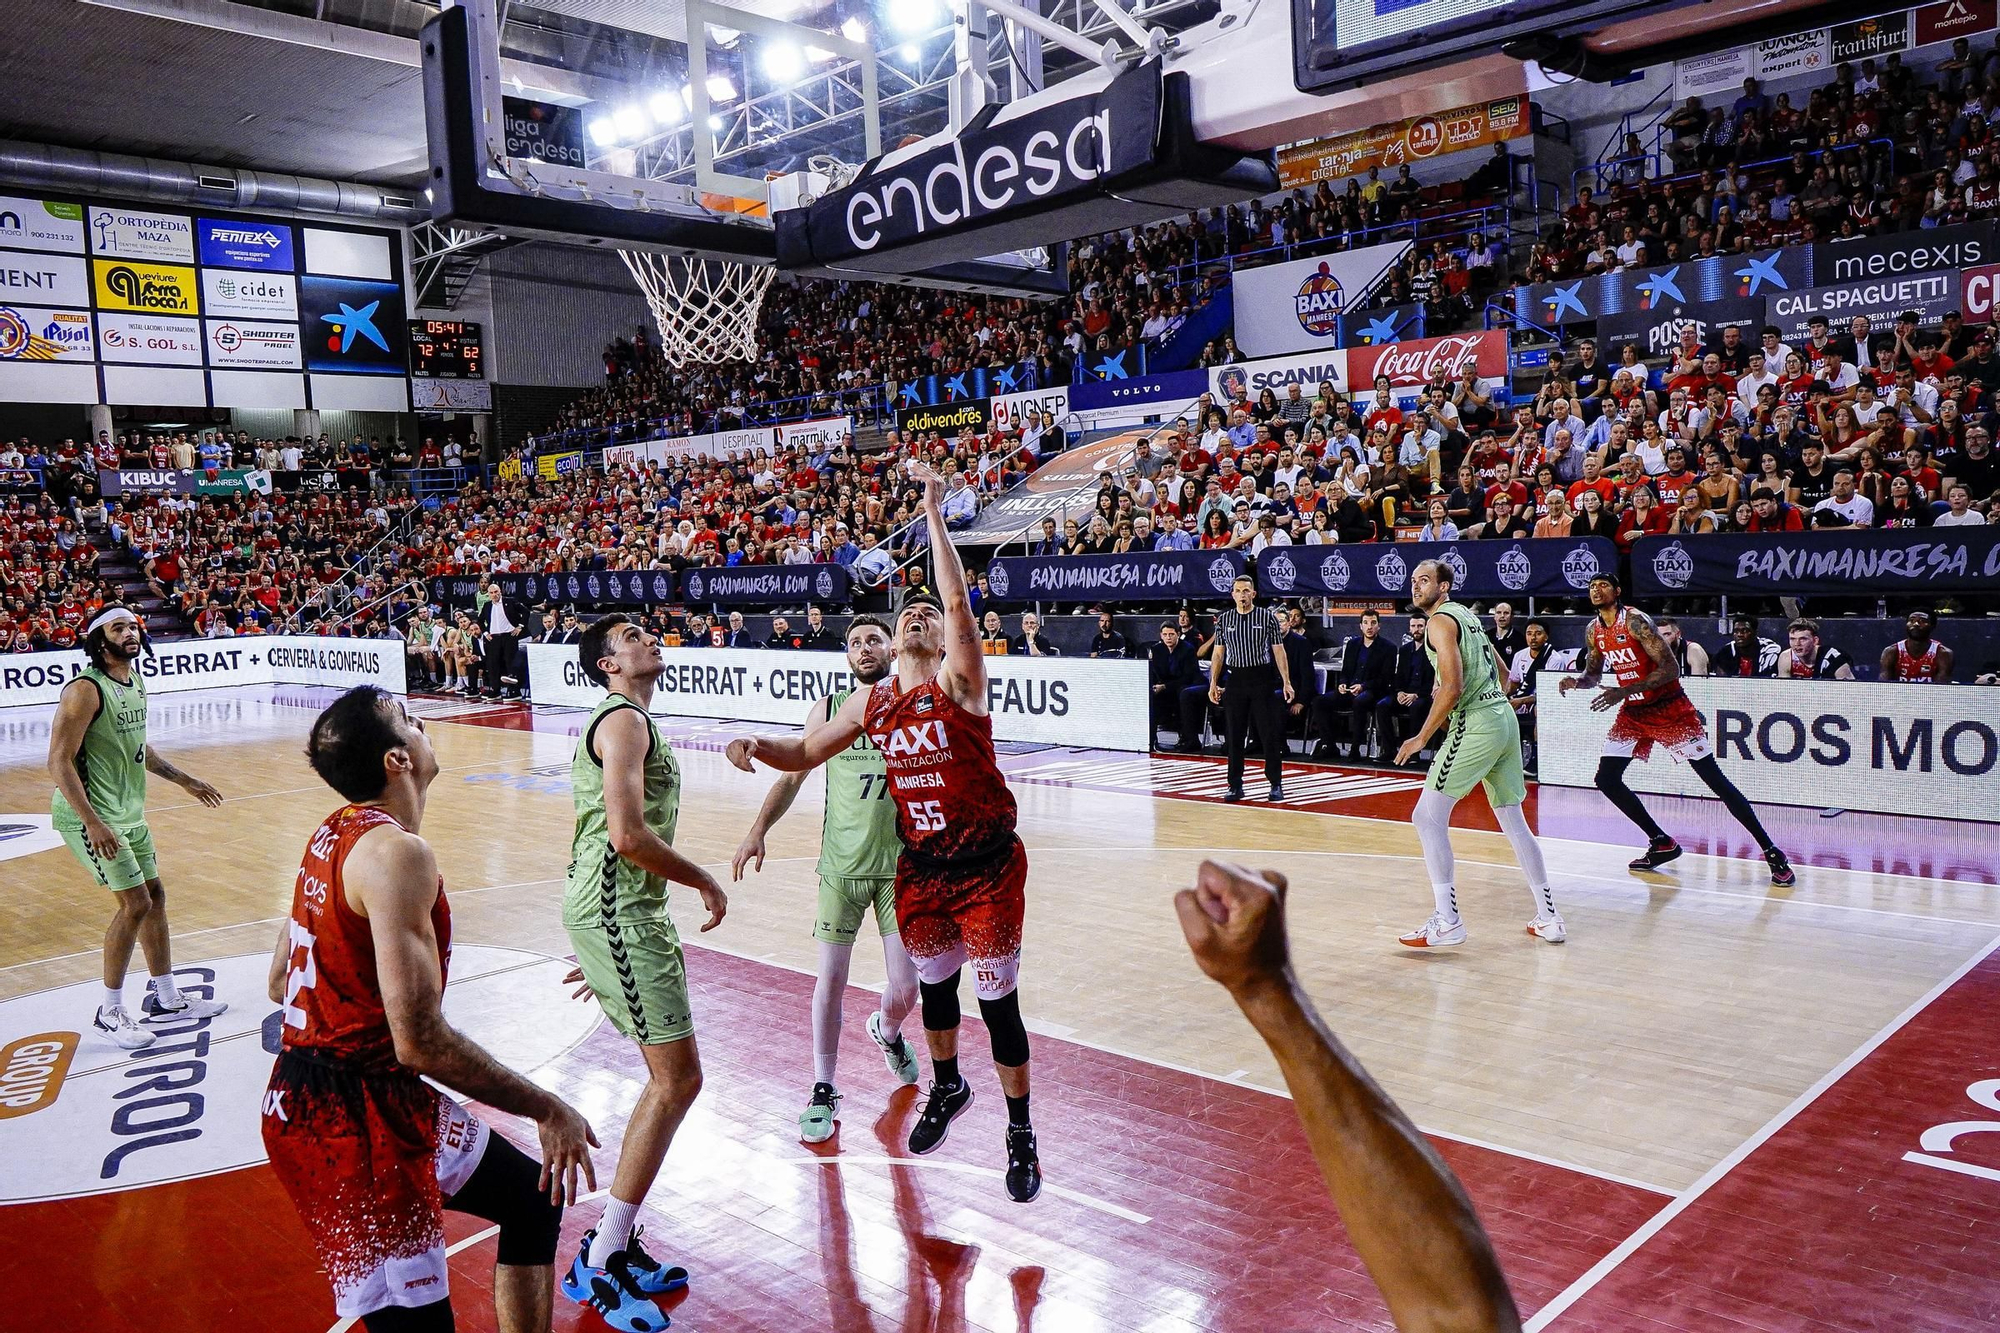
[1296,0,1677,92]
[408,319,484,379]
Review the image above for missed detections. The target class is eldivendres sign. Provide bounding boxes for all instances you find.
[0,636,406,709]
[1536,676,2000,823]
[526,644,1149,750]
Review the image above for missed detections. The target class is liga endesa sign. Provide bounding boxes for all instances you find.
[0,636,406,709]
[1536,676,2000,824]
[1275,96,1530,188]
[526,644,1150,750]
[1346,329,1509,404]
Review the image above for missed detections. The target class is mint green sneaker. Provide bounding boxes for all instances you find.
[869,1011,919,1085]
[800,1082,840,1143]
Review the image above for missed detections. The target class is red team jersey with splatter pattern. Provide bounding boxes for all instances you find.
[864,676,1018,864]
[278,804,451,1069]
[1587,608,1685,707]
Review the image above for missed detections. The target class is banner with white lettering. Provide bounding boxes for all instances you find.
[1537,675,2000,823]
[0,636,405,710]
[1232,241,1413,357]
[681,564,852,606]
[527,644,1149,749]
[1636,530,2000,596]
[1258,538,1615,600]
[1210,349,1351,405]
[986,550,1246,604]
[430,569,681,609]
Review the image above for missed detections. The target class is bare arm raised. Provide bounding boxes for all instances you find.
[909,460,989,712]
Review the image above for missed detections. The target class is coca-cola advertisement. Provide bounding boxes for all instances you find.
[1347,329,1510,405]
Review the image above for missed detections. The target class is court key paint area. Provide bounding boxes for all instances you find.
[3,686,2000,1330]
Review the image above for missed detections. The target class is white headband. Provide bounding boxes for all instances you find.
[86,608,140,636]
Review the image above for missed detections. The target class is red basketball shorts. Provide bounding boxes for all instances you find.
[895,837,1028,999]
[1606,690,1713,762]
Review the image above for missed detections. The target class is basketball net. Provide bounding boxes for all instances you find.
[617,250,776,366]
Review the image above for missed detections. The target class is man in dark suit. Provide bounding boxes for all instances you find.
[1011,610,1059,657]
[1311,610,1394,757]
[796,604,839,651]
[722,610,756,647]
[480,580,530,697]
[1375,612,1438,762]
[1149,622,1202,750]
[1278,606,1319,745]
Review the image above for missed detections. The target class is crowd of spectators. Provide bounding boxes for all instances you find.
[1528,45,2000,284]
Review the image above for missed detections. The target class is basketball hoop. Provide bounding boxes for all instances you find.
[617,250,776,366]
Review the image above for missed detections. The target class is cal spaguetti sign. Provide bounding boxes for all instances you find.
[776,62,1162,271]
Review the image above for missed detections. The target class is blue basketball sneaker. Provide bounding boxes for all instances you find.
[619,1226,690,1296]
[561,1242,670,1332]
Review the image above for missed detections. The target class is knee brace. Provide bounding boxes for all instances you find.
[977,991,1031,1069]
[919,972,962,1032]
[446,1131,562,1268]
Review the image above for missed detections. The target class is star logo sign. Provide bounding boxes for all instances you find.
[992,365,1019,391]
[944,374,968,400]
[1542,282,1588,323]
[1095,350,1129,381]
[1735,254,1787,296]
[321,300,390,354]
[1635,266,1685,309]
[901,384,922,406]
[1359,315,1402,344]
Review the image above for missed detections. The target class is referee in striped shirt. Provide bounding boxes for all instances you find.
[1207,573,1295,802]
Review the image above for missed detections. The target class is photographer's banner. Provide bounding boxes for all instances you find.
[0,636,405,710]
[1537,675,2000,823]
[681,564,852,606]
[1232,241,1411,357]
[527,644,1149,750]
[1257,537,1616,599]
[986,550,1247,604]
[1636,530,2000,596]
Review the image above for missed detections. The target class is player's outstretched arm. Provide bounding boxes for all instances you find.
[355,824,599,1203]
[599,707,726,930]
[732,697,822,879]
[910,460,988,704]
[727,688,867,774]
[1177,862,1521,1333]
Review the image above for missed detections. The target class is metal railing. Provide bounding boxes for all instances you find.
[525,382,899,457]
[1570,138,1895,206]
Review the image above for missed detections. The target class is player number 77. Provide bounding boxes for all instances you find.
[856,772,891,800]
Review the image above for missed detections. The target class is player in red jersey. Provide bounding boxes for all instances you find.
[262,686,598,1332]
[1561,575,1795,885]
[726,461,1042,1202]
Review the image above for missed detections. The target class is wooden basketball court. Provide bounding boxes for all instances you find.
[2,685,1996,1331]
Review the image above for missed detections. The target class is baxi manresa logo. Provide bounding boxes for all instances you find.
[1651,541,1694,590]
[1206,557,1237,592]
[1293,263,1344,337]
[1265,552,1297,592]
[651,573,671,601]
[684,571,705,601]
[586,575,603,600]
[1319,550,1352,591]
[1562,543,1604,589]
[608,573,624,600]
[814,567,835,599]
[1437,548,1469,590]
[1498,545,1532,591]
[1375,549,1408,590]
[988,562,1011,598]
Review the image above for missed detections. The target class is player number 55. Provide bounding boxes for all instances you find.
[909,799,946,832]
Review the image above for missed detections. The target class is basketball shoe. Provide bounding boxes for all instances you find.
[93,1005,155,1049]
[1526,912,1567,943]
[1764,846,1795,887]
[142,991,229,1023]
[1628,836,1682,871]
[1005,1124,1042,1203]
[561,1245,670,1331]
[800,1082,840,1144]
[908,1079,974,1155]
[1398,913,1468,948]
[869,1011,920,1085]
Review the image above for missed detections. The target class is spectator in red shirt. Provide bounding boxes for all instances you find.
[1743,486,1805,531]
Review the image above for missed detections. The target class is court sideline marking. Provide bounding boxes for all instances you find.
[1521,927,2000,1330]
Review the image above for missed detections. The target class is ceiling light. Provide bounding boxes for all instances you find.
[708,114,725,132]
[840,16,867,42]
[613,104,651,140]
[887,0,936,35]
[762,41,805,81]
[706,74,738,102]
[588,116,620,147]
[898,42,920,60]
[649,88,683,125]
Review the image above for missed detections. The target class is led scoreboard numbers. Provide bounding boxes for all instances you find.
[408,320,485,379]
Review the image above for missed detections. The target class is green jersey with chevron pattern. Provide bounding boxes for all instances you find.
[818,687,899,880]
[564,694,681,926]
[1425,601,1509,717]
[52,666,149,830]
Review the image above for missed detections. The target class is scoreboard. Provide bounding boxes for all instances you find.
[408,320,485,379]
[1295,0,1677,91]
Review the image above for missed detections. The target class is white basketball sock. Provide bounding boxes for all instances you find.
[150,973,183,1006]
[1493,802,1557,917]
[103,985,123,1013]
[1411,787,1462,922]
[589,1196,643,1269]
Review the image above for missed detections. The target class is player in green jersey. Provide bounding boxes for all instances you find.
[559,614,726,1333]
[1392,562,1565,948]
[47,607,227,1051]
[731,614,921,1144]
